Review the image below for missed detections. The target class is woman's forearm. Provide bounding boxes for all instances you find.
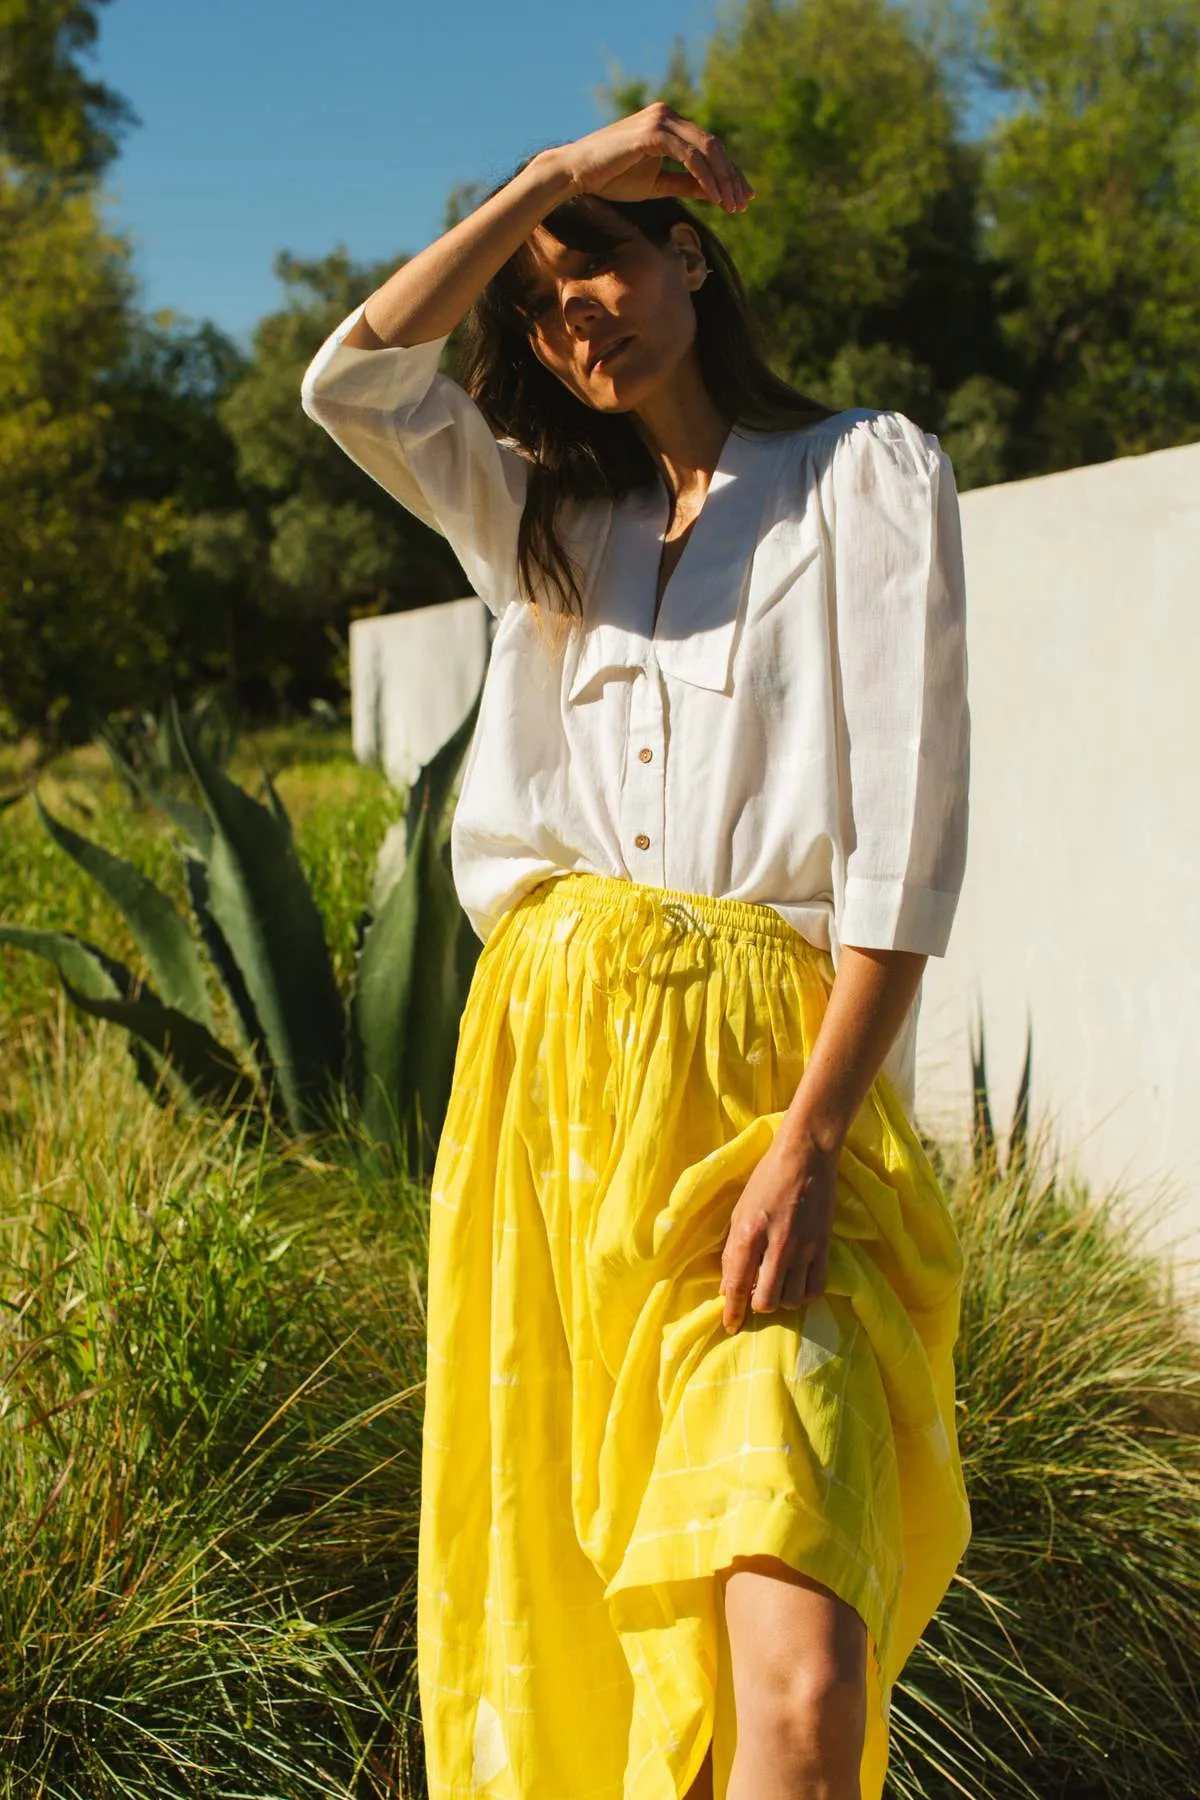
[776,944,928,1159]
[342,148,576,352]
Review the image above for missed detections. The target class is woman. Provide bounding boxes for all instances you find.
[301,102,972,1800]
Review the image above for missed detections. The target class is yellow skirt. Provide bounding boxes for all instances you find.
[417,871,971,1799]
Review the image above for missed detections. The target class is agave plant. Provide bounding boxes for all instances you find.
[0,693,483,1176]
[970,1007,1032,1187]
[91,684,240,798]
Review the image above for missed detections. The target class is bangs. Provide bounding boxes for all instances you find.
[495,197,636,328]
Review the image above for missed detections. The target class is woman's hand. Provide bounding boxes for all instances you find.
[551,101,755,215]
[719,1129,841,1334]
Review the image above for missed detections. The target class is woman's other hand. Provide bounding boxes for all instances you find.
[719,1128,840,1333]
[551,101,755,215]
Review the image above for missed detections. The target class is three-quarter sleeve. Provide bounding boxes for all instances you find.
[829,411,970,957]
[299,301,529,619]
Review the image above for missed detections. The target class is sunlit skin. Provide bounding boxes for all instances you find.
[520,207,929,1800]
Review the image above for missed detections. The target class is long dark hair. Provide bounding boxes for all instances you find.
[457,154,835,630]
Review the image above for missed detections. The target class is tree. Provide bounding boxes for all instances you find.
[0,0,134,181]
[218,248,485,646]
[600,1,1017,488]
[970,0,1200,471]
[0,0,189,743]
[0,156,183,743]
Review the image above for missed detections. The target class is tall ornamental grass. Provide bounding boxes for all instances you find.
[1,1013,430,1796]
[2,725,1199,1796]
[895,1121,1200,1800]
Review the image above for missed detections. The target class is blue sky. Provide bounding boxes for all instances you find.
[90,0,724,350]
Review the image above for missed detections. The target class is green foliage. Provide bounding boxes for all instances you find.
[0,0,134,181]
[0,697,484,1171]
[891,1142,1200,1797]
[7,0,1200,737]
[0,1106,429,1795]
[602,0,1200,489]
[599,0,1007,467]
[970,1009,1033,1187]
[95,684,240,795]
[217,248,474,622]
[971,0,1200,471]
[0,154,185,744]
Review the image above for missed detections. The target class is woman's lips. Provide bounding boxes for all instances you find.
[590,336,633,374]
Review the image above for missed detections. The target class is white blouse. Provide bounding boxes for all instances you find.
[300,302,970,1112]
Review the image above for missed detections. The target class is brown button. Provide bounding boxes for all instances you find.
[638,746,653,763]
[634,833,651,850]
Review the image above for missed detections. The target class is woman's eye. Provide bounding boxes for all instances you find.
[528,254,610,320]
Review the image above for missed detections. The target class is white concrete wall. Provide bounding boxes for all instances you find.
[350,599,491,790]
[914,437,1200,1302]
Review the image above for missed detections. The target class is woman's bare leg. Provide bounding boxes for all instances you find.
[717,1554,866,1800]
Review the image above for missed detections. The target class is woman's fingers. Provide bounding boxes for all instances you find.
[723,1229,799,1332]
[653,123,725,207]
[749,1235,801,1313]
[723,1247,812,1331]
[720,1219,762,1331]
[803,1243,830,1301]
[779,1262,812,1309]
[654,110,752,211]
[571,102,754,211]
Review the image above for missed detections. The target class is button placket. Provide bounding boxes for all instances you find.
[621,660,666,884]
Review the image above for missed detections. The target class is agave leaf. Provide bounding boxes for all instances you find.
[404,684,483,860]
[351,799,425,1152]
[167,697,344,1134]
[343,902,373,1107]
[0,925,176,1102]
[1009,1015,1033,1183]
[970,1007,997,1181]
[403,788,472,1175]
[0,787,26,813]
[258,763,295,845]
[454,895,482,1002]
[352,694,483,1167]
[31,789,214,1030]
[182,853,273,1081]
[95,719,214,855]
[58,974,261,1117]
[0,924,133,1003]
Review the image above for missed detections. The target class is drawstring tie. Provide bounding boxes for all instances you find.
[580,891,716,1114]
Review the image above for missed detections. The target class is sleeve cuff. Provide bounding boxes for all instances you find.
[839,874,960,957]
[300,302,453,418]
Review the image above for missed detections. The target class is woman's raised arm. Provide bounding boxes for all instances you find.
[299,107,752,617]
[339,102,752,351]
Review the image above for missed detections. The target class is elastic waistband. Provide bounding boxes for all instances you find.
[514,870,817,953]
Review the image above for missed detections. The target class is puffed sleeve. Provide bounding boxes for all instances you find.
[299,300,529,619]
[829,410,970,957]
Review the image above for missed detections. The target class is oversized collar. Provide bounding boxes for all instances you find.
[562,425,792,702]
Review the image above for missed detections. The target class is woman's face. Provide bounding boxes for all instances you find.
[517,211,709,414]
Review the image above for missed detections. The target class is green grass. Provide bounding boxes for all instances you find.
[0,1029,430,1795]
[895,1126,1200,1799]
[2,722,1199,1797]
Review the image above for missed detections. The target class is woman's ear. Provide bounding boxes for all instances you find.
[668,223,710,291]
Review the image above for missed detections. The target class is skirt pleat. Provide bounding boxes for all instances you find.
[417,870,971,1800]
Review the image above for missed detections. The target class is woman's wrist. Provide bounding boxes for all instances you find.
[771,946,928,1167]
[775,1100,848,1165]
[526,145,583,205]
